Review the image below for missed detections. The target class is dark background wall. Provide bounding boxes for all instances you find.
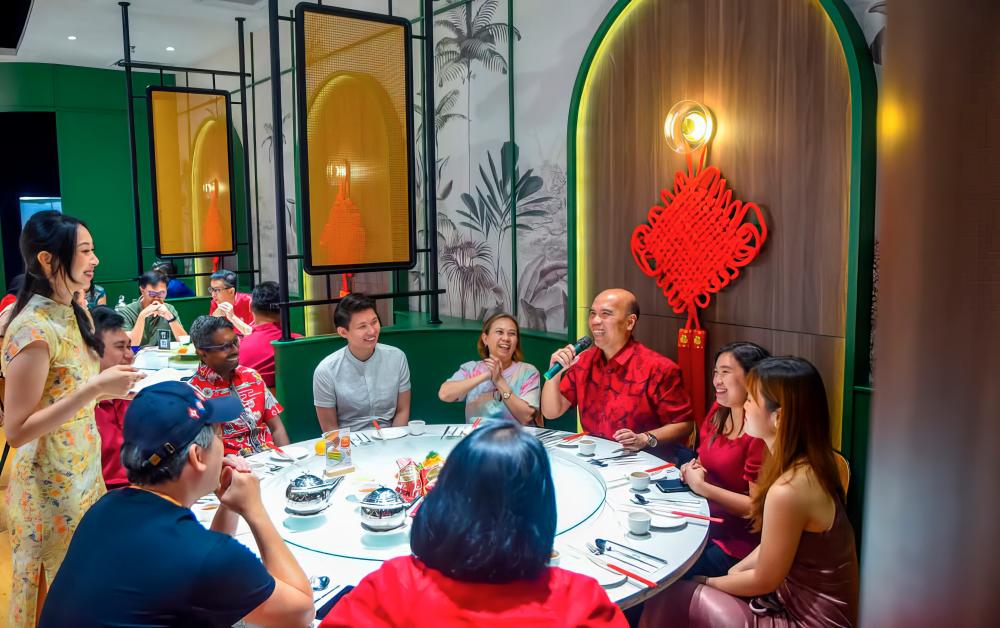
[0,111,61,282]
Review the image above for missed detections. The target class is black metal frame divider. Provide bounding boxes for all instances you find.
[118,1,257,288]
[266,0,443,341]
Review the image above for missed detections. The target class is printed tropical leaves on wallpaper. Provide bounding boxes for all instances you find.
[457,141,553,301]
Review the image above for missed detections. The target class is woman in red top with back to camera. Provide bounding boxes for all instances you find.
[680,341,770,578]
[320,421,628,628]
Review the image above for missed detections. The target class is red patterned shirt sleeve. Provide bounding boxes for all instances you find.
[652,362,695,425]
[558,363,580,407]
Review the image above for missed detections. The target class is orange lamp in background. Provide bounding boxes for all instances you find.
[319,159,367,269]
[632,101,768,424]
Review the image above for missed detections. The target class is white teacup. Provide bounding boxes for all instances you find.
[578,439,597,456]
[629,471,651,492]
[408,420,427,436]
[178,335,191,345]
[628,511,652,536]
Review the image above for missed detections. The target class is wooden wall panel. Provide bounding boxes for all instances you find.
[579,0,851,425]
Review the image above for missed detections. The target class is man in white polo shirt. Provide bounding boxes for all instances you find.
[313,293,411,432]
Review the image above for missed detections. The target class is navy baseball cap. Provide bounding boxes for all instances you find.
[123,381,243,469]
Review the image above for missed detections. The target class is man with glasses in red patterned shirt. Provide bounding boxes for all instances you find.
[541,289,695,460]
[187,315,290,457]
[115,271,188,347]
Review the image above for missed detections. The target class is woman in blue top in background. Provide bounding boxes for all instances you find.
[438,313,541,425]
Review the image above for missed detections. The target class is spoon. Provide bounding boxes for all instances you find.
[310,575,330,592]
[632,493,700,507]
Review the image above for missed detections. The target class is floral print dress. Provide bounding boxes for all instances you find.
[2,294,103,627]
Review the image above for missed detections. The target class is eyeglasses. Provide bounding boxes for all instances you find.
[145,290,167,298]
[208,286,234,294]
[200,337,240,352]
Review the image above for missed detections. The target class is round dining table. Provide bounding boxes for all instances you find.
[196,425,710,620]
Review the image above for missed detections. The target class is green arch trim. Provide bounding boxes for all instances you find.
[565,0,878,465]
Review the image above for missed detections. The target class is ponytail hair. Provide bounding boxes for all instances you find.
[13,211,102,356]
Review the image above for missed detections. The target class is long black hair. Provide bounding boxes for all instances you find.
[13,211,102,354]
[707,341,771,445]
[410,421,557,583]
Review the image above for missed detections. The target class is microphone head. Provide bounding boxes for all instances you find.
[575,335,593,351]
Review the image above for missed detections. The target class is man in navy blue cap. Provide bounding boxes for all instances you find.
[39,382,315,628]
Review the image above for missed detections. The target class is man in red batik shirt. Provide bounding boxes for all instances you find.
[187,315,290,457]
[91,306,135,489]
[541,289,694,459]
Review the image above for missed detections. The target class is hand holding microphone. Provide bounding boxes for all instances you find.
[544,336,593,380]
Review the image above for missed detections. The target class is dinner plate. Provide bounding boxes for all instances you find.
[269,446,310,462]
[369,427,407,440]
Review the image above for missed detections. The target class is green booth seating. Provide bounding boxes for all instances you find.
[272,315,576,444]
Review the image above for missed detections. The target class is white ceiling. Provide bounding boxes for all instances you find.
[2,0,288,70]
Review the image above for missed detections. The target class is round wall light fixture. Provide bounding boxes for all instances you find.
[663,100,715,154]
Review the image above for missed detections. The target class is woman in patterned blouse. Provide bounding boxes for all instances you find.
[438,313,541,425]
[2,211,140,627]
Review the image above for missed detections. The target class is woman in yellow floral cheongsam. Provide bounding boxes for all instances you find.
[2,212,141,627]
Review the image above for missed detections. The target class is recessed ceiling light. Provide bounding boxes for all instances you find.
[67,35,77,40]
[165,46,175,52]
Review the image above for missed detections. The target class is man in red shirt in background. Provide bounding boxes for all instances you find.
[238,281,301,390]
[209,269,254,336]
[92,306,135,489]
[540,288,695,460]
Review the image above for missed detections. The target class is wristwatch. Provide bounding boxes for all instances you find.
[493,389,512,402]
[165,316,177,323]
[645,432,658,448]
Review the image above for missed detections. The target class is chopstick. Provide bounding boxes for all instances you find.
[667,510,722,523]
[644,463,675,473]
[269,444,293,461]
[372,420,383,439]
[471,417,482,430]
[603,562,658,588]
[562,432,589,442]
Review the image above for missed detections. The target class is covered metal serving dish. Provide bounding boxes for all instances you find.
[359,487,407,531]
[285,473,340,516]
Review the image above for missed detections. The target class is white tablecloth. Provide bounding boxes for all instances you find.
[202,425,710,616]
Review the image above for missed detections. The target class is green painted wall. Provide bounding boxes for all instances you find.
[273,315,575,444]
[0,62,252,299]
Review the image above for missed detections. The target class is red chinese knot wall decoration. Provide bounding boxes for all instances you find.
[631,148,768,422]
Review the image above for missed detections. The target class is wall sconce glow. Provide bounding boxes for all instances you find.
[663,100,715,154]
[203,180,217,194]
[165,46,175,52]
[325,161,348,182]
[67,35,77,41]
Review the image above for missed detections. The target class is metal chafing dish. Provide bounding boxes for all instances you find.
[359,487,408,531]
[284,473,342,516]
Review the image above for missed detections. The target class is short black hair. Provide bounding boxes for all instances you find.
[628,295,640,320]
[251,281,280,313]
[410,422,556,583]
[334,293,377,330]
[91,305,125,336]
[139,271,167,289]
[152,260,177,278]
[189,315,234,349]
[121,424,215,485]
[210,269,237,288]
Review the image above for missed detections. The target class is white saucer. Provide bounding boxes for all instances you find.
[556,440,579,448]
[369,427,407,440]
[285,504,331,518]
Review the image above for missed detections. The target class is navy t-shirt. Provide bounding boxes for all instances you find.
[39,487,275,627]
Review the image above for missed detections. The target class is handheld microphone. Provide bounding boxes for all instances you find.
[543,335,593,380]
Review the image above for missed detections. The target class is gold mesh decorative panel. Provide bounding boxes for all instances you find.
[147,86,236,257]
[295,5,415,274]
